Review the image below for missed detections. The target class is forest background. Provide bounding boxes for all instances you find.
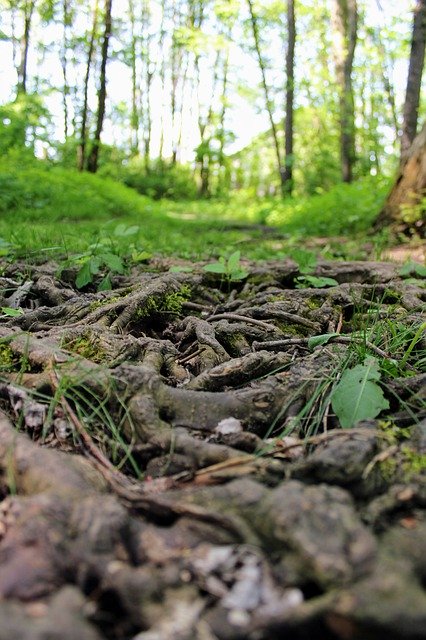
[0,0,425,260]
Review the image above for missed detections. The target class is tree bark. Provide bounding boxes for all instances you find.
[87,0,113,174]
[17,0,36,95]
[282,0,296,195]
[401,0,426,160]
[77,0,99,171]
[246,0,285,195]
[374,120,426,233]
[61,0,70,140]
[331,0,358,183]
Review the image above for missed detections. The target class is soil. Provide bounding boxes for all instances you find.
[0,255,425,640]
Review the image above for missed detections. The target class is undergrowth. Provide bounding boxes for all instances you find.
[0,155,395,264]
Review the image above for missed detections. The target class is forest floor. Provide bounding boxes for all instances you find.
[0,242,425,639]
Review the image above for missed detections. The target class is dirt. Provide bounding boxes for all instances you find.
[0,256,425,640]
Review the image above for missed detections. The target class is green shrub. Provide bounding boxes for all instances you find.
[0,154,151,222]
[267,176,391,235]
[99,157,198,200]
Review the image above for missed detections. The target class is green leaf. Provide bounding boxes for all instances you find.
[131,250,151,263]
[227,250,241,272]
[169,265,193,273]
[229,267,248,281]
[203,262,226,274]
[76,261,94,288]
[399,262,426,278]
[97,274,112,291]
[100,253,124,274]
[1,307,23,317]
[89,256,101,274]
[331,357,389,428]
[114,224,139,237]
[308,333,339,349]
[296,275,338,289]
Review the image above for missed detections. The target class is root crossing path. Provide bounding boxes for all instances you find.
[0,257,425,640]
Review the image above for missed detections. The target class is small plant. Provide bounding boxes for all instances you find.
[73,246,125,290]
[203,250,248,283]
[295,275,338,288]
[331,357,389,428]
[290,248,338,288]
[1,307,24,317]
[59,224,151,291]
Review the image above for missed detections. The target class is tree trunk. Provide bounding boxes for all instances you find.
[374,120,426,234]
[246,0,285,195]
[331,0,358,183]
[87,0,113,174]
[77,0,99,171]
[128,0,140,156]
[401,0,426,160]
[282,0,296,196]
[17,0,36,95]
[61,0,70,140]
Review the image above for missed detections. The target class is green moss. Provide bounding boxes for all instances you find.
[89,295,124,312]
[305,297,323,310]
[401,446,426,478]
[0,343,15,371]
[61,333,107,363]
[276,322,304,336]
[136,285,191,318]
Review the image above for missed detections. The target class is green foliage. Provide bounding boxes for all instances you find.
[399,195,426,227]
[0,94,49,151]
[100,157,198,200]
[268,176,391,235]
[0,155,152,223]
[1,307,24,317]
[60,223,147,290]
[295,275,338,289]
[203,250,248,282]
[331,357,390,428]
[289,248,338,288]
[399,262,426,279]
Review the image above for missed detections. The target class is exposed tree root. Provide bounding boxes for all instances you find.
[0,257,425,639]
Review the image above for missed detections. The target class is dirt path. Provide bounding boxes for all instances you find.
[0,257,425,640]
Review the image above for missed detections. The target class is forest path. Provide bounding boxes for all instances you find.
[0,256,425,640]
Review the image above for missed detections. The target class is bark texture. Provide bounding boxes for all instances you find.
[87,0,113,174]
[401,0,426,159]
[331,0,358,183]
[282,0,296,195]
[375,120,426,234]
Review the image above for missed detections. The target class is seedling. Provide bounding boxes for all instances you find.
[291,249,338,288]
[59,224,151,291]
[203,250,248,283]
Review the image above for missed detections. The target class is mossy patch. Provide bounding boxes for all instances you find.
[0,343,16,371]
[136,285,191,318]
[61,333,107,363]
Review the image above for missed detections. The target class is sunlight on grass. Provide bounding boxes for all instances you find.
[0,156,391,262]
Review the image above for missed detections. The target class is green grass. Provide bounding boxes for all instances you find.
[0,156,391,264]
